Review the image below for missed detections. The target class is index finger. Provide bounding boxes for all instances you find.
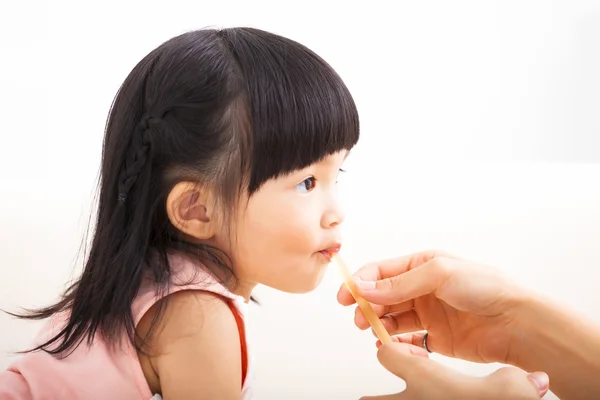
[337,250,452,306]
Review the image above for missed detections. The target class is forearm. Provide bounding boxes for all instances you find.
[508,294,600,399]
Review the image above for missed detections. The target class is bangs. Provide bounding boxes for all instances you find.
[220,28,360,193]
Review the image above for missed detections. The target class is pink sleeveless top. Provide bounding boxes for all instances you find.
[0,254,254,399]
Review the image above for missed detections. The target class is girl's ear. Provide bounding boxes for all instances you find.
[166,182,218,240]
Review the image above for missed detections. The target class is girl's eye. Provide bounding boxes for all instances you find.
[295,176,316,193]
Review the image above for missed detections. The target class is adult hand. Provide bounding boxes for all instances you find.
[359,341,549,400]
[337,250,527,365]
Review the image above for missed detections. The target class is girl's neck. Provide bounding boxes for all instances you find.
[201,258,255,302]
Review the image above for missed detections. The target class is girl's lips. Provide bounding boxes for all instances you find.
[320,244,341,261]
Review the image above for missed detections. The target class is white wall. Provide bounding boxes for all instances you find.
[1,1,599,399]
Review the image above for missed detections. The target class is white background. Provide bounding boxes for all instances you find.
[1,1,600,399]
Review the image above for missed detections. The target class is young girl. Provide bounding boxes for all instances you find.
[0,27,358,399]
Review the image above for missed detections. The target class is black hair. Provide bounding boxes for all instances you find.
[10,27,359,357]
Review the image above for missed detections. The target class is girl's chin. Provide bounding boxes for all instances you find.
[275,270,328,294]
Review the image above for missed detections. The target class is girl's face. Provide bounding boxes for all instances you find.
[224,150,347,299]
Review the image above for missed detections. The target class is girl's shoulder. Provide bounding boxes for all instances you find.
[134,254,251,398]
[138,289,247,397]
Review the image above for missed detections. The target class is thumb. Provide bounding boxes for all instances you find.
[527,371,550,398]
[354,260,445,306]
[377,342,430,380]
[354,276,408,305]
[487,367,549,399]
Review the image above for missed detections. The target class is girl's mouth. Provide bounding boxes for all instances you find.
[319,244,341,261]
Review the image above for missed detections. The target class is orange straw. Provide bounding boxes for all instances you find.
[332,253,392,344]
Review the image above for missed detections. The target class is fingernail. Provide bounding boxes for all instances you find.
[527,372,549,394]
[355,277,376,290]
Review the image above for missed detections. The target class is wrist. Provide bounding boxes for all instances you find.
[506,291,600,370]
[505,292,600,399]
[505,292,544,368]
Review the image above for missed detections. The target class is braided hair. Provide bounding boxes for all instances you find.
[117,115,160,204]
